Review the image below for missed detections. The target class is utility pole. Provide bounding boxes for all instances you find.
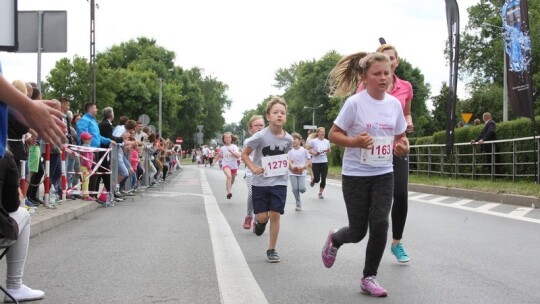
[159,78,163,138]
[89,0,96,103]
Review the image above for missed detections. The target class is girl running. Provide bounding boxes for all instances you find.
[215,132,241,199]
[321,52,409,297]
[243,115,265,229]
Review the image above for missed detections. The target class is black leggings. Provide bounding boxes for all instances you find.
[333,173,393,277]
[311,162,328,189]
[392,155,409,240]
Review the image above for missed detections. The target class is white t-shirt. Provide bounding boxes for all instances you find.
[288,147,310,176]
[310,138,331,163]
[333,90,406,176]
[219,144,239,169]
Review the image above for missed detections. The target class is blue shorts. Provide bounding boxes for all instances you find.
[252,185,287,215]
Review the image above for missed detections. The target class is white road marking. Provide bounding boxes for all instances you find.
[199,169,269,304]
[410,196,540,224]
[451,199,473,206]
[409,193,432,200]
[508,207,534,217]
[477,203,501,211]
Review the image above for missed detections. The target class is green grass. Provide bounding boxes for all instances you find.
[327,165,540,198]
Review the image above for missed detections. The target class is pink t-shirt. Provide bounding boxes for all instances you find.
[130,149,139,171]
[357,74,413,110]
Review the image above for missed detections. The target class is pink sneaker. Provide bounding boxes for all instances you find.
[243,216,253,229]
[321,228,339,268]
[360,276,387,297]
[83,196,95,202]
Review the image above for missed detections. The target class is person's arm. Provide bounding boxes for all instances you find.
[394,133,409,156]
[404,100,414,133]
[0,74,65,147]
[241,146,262,174]
[328,124,373,149]
[229,145,241,159]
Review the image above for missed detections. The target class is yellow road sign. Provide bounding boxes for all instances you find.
[461,112,473,124]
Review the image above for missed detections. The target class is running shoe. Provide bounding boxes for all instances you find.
[318,192,324,199]
[227,193,232,199]
[295,206,302,211]
[321,228,339,268]
[25,199,37,209]
[266,249,280,263]
[253,219,267,236]
[83,196,96,202]
[243,216,252,229]
[360,276,387,297]
[391,242,410,263]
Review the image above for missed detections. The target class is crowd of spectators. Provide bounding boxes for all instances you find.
[8,81,182,208]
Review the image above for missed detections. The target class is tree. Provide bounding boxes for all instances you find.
[43,37,232,143]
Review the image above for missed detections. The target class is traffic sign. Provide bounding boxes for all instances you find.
[461,112,473,124]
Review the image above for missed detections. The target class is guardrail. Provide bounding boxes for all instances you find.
[409,136,539,182]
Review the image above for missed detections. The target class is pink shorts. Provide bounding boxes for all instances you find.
[223,166,238,175]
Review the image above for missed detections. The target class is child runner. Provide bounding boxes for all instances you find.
[321,52,409,297]
[79,132,95,202]
[242,115,265,229]
[308,127,331,199]
[215,132,241,199]
[288,132,311,211]
[241,96,293,263]
[358,44,414,263]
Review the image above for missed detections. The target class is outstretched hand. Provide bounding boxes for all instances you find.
[27,100,66,148]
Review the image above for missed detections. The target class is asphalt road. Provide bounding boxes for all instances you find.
[3,165,540,304]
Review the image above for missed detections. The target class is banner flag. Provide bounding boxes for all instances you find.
[445,0,460,156]
[502,0,534,119]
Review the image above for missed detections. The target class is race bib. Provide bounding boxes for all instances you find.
[361,137,393,166]
[262,154,288,177]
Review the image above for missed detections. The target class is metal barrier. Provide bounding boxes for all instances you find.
[409,136,539,182]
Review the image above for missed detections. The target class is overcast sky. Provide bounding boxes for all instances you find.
[2,0,480,124]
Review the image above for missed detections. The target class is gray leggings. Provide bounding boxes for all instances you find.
[0,207,31,289]
[332,173,393,277]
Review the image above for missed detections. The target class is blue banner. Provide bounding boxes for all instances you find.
[502,0,534,119]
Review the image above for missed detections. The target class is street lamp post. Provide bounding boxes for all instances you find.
[481,22,508,122]
[304,104,323,126]
[158,69,174,138]
[158,78,162,138]
[289,113,296,133]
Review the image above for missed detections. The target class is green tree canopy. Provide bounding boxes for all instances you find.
[43,37,230,148]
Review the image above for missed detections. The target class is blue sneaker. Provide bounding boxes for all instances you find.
[391,243,410,263]
[25,199,37,209]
